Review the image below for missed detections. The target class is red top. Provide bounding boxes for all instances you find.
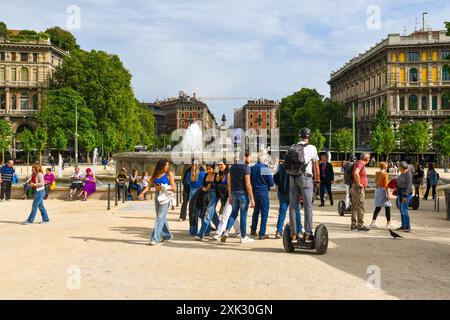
[352,160,368,188]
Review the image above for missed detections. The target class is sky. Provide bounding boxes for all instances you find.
[1,0,449,123]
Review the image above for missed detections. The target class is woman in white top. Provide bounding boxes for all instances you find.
[139,171,149,200]
[23,163,50,224]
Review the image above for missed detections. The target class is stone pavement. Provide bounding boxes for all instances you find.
[0,197,449,300]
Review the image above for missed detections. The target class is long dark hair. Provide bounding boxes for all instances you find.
[151,159,170,181]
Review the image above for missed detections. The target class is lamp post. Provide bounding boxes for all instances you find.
[352,102,356,156]
[74,100,78,165]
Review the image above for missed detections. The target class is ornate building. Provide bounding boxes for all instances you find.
[0,31,69,157]
[233,98,279,150]
[328,30,450,149]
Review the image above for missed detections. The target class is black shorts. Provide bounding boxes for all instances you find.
[70,183,83,191]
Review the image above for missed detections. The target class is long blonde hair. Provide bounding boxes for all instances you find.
[190,163,200,182]
[32,163,43,174]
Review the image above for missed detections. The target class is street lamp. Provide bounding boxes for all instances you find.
[74,100,78,165]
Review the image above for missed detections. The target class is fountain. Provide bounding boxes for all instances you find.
[58,153,63,178]
[93,148,98,166]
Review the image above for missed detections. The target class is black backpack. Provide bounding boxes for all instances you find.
[344,162,356,186]
[285,143,308,176]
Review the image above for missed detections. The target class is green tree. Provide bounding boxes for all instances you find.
[34,127,48,163]
[310,129,326,152]
[399,121,431,162]
[138,103,156,148]
[434,120,450,157]
[0,119,12,162]
[52,49,153,152]
[0,21,7,38]
[51,128,68,154]
[370,105,396,161]
[332,128,352,161]
[45,27,79,52]
[19,129,35,166]
[78,129,96,163]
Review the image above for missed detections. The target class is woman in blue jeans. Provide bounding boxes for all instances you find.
[188,160,206,236]
[149,159,176,245]
[23,164,50,225]
[396,162,413,232]
[197,163,219,240]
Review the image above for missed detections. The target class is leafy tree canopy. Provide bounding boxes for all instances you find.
[434,120,450,157]
[45,26,79,52]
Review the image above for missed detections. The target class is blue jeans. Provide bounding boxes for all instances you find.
[151,195,172,243]
[251,192,270,236]
[198,191,218,239]
[27,189,49,223]
[189,187,200,236]
[225,192,249,238]
[398,193,412,230]
[276,191,301,234]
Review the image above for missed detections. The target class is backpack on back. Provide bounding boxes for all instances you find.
[344,162,356,186]
[285,143,308,176]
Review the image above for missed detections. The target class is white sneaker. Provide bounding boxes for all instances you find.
[149,240,157,246]
[21,221,31,225]
[39,221,50,224]
[212,234,220,241]
[370,221,377,229]
[240,236,254,244]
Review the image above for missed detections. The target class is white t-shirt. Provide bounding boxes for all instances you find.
[299,141,319,176]
[72,172,85,184]
[141,176,149,187]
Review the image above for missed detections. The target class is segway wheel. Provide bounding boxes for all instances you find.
[410,195,420,210]
[338,200,346,216]
[282,224,295,253]
[314,224,328,255]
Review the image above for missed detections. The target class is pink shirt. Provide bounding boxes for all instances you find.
[353,160,368,188]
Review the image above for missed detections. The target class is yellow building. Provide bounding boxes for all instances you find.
[0,31,69,158]
[328,30,450,149]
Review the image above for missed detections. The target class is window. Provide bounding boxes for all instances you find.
[421,96,427,110]
[11,94,16,110]
[21,68,29,82]
[181,120,184,127]
[0,94,5,110]
[32,69,38,82]
[0,67,4,81]
[33,53,38,62]
[266,122,270,127]
[408,52,419,61]
[250,113,253,119]
[33,95,38,110]
[20,53,28,62]
[442,94,450,110]
[0,52,4,61]
[180,112,184,119]
[400,97,405,110]
[11,68,16,81]
[443,66,450,81]
[441,51,450,60]
[266,113,270,118]
[409,68,418,82]
[20,92,29,110]
[11,52,16,61]
[409,94,418,110]
[432,96,438,110]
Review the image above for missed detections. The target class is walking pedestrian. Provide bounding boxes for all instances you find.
[197,163,219,240]
[350,153,371,231]
[149,159,175,245]
[179,164,191,222]
[188,159,206,236]
[370,162,392,228]
[22,164,50,225]
[396,161,413,232]
[319,153,334,207]
[412,164,424,198]
[423,163,439,200]
[220,153,256,244]
[0,160,15,201]
[285,128,320,242]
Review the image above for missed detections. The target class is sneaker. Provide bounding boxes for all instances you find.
[291,234,297,241]
[275,231,282,239]
[403,229,411,233]
[395,226,405,231]
[358,226,370,232]
[304,233,314,242]
[319,204,325,207]
[220,234,228,243]
[149,240,157,246]
[39,221,50,224]
[330,201,334,206]
[259,234,270,240]
[212,234,220,241]
[240,236,254,244]
[22,221,31,225]
[178,218,184,222]
[195,236,205,241]
[351,226,358,231]
[370,221,377,229]
[250,231,257,237]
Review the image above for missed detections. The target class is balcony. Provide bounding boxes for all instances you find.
[389,109,450,117]
[0,109,38,117]
[0,80,43,89]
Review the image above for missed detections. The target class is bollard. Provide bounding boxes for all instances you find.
[107,184,111,210]
[434,195,439,212]
[176,181,179,207]
[115,184,118,206]
[122,187,125,203]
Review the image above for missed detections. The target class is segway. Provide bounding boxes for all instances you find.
[282,224,328,255]
[338,193,352,216]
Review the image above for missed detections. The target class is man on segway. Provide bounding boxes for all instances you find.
[284,128,320,243]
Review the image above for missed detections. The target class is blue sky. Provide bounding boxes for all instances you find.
[2,0,449,123]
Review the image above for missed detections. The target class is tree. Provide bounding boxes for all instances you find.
[138,103,156,149]
[34,127,48,163]
[0,119,12,163]
[332,128,352,161]
[0,21,7,38]
[78,129,96,163]
[45,27,79,52]
[310,129,326,152]
[370,105,396,161]
[19,129,35,166]
[434,120,450,157]
[51,128,68,154]
[399,121,431,162]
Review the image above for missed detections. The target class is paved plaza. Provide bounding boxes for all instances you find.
[0,196,449,300]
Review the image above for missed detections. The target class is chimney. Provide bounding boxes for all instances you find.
[193,92,196,99]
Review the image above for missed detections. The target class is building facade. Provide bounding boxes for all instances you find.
[328,30,450,149]
[0,32,69,157]
[233,98,279,149]
[146,91,217,135]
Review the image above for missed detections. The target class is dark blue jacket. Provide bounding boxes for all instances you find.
[274,163,289,194]
[319,162,334,183]
[0,165,15,182]
[250,161,274,195]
